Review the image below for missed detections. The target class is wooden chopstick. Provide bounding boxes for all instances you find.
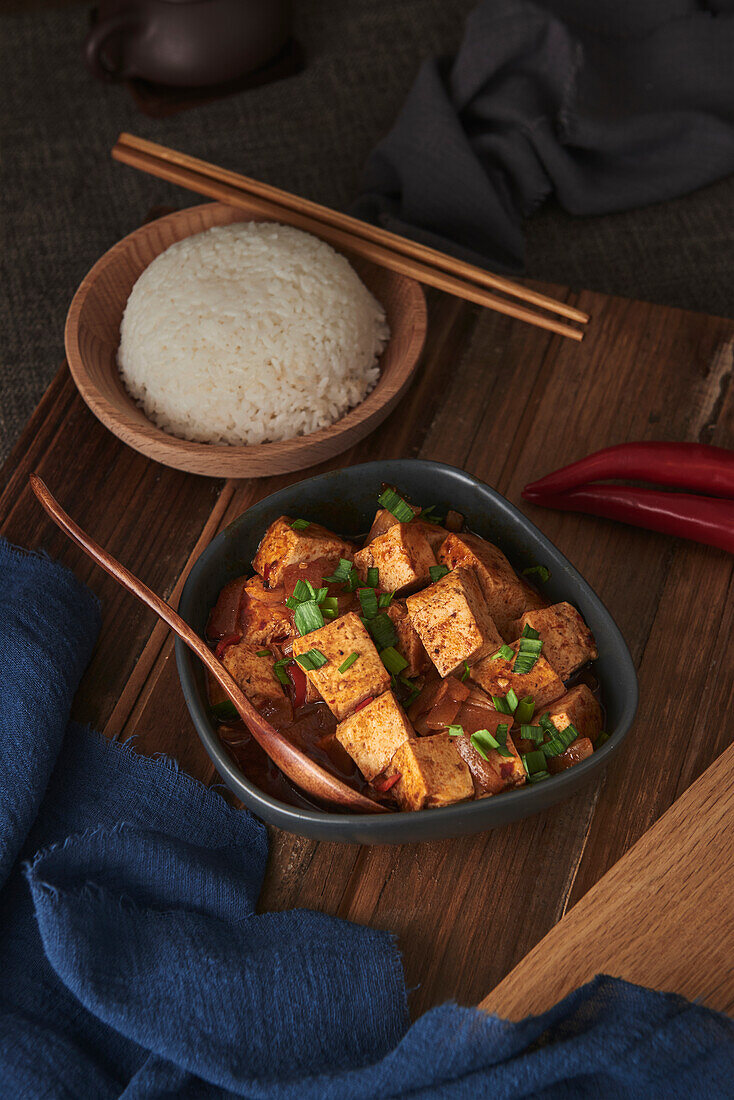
[116,133,588,327]
[112,135,586,342]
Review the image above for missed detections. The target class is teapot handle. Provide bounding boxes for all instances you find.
[84,10,141,81]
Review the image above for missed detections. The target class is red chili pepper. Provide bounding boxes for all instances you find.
[522,484,734,554]
[372,772,401,793]
[214,633,241,660]
[525,442,734,499]
[285,662,308,709]
[354,696,374,712]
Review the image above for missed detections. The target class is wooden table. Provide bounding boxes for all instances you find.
[2,267,732,1020]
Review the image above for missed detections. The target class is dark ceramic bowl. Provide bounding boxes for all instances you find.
[176,460,637,843]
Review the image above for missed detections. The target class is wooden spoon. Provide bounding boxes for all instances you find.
[30,475,388,815]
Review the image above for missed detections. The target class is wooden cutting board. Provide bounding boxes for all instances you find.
[1,260,732,1019]
[481,739,734,1017]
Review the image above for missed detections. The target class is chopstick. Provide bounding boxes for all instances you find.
[112,133,588,341]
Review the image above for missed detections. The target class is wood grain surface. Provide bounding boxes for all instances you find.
[2,262,733,1020]
[481,740,734,1018]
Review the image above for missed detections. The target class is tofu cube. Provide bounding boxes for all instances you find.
[469,639,565,708]
[365,505,418,542]
[354,522,437,594]
[542,684,603,743]
[510,603,598,681]
[385,732,473,811]
[335,691,414,781]
[238,576,293,646]
[438,533,529,639]
[222,642,287,710]
[386,599,430,677]
[518,576,549,613]
[406,566,503,677]
[253,516,355,589]
[291,611,390,721]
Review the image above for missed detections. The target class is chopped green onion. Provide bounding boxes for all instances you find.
[358,587,379,620]
[558,723,579,749]
[538,712,555,734]
[419,505,444,525]
[541,736,565,758]
[211,698,238,721]
[381,646,408,675]
[368,612,398,650]
[404,685,422,708]
[513,626,543,675]
[514,695,535,725]
[294,648,328,671]
[491,644,515,661]
[285,595,299,610]
[447,724,464,737]
[324,558,355,584]
[377,487,415,523]
[273,659,291,685]
[471,728,499,759]
[366,567,379,588]
[522,749,547,775]
[520,724,543,742]
[429,564,450,583]
[338,652,360,674]
[256,649,272,657]
[290,518,311,531]
[596,731,610,747]
[493,693,516,715]
[494,722,514,757]
[528,770,551,783]
[320,597,339,620]
[513,648,541,672]
[292,579,311,602]
[460,660,470,682]
[294,600,324,636]
[513,649,541,674]
[378,592,394,609]
[522,565,550,583]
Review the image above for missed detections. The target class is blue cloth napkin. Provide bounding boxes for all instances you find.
[0,537,732,1097]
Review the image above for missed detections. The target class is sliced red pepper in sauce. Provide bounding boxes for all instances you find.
[214,633,241,660]
[286,662,308,709]
[372,772,401,793]
[354,696,374,713]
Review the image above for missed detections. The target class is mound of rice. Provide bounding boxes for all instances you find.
[118,221,390,445]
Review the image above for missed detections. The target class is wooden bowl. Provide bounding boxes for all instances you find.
[65,203,427,477]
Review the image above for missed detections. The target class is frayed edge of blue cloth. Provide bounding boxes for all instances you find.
[0,537,101,616]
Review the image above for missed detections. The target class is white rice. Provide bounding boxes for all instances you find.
[118,221,390,445]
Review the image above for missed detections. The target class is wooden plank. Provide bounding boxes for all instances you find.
[0,371,227,729]
[480,741,734,1018]
[566,346,734,907]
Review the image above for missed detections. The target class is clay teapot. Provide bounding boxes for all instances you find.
[85,0,291,87]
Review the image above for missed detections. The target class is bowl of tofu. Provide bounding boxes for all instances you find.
[176,459,638,843]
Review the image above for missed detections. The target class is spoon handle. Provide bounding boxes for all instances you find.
[29,475,387,814]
